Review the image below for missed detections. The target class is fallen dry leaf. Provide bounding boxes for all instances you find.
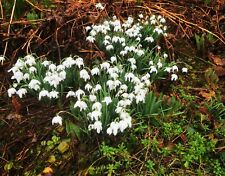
[214,66,225,77]
[208,52,225,66]
[199,90,215,101]
[11,96,22,114]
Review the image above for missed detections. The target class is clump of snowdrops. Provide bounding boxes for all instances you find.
[8,14,187,137]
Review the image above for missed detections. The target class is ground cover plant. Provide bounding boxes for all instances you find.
[0,1,225,175]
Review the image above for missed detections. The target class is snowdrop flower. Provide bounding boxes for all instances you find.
[49,64,57,72]
[100,62,110,70]
[42,60,51,67]
[145,36,154,43]
[28,79,41,91]
[88,110,102,121]
[11,71,24,83]
[86,36,95,43]
[139,14,144,19]
[157,61,163,68]
[85,26,91,31]
[125,72,135,82]
[8,87,17,97]
[165,67,171,73]
[103,40,110,45]
[89,121,103,133]
[107,122,119,136]
[23,73,30,80]
[95,3,104,10]
[80,69,90,82]
[163,53,168,58]
[0,56,5,65]
[75,57,84,68]
[160,18,166,23]
[66,91,76,98]
[74,100,87,111]
[93,84,102,92]
[91,67,100,76]
[110,56,117,63]
[52,115,62,126]
[49,90,59,99]
[182,67,188,73]
[93,121,102,133]
[136,49,144,56]
[150,66,158,74]
[29,67,37,73]
[92,102,102,111]
[171,74,178,81]
[128,58,136,65]
[102,96,112,105]
[172,65,178,72]
[106,45,114,51]
[85,83,92,91]
[106,80,114,90]
[39,90,49,100]
[89,94,97,102]
[24,55,36,66]
[56,65,66,71]
[62,57,76,68]
[75,89,85,100]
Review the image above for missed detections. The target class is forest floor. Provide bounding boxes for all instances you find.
[0,1,225,175]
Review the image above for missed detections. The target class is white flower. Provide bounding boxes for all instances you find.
[163,53,168,58]
[145,36,154,43]
[80,69,90,82]
[0,56,5,65]
[95,3,104,10]
[75,89,85,100]
[11,71,24,83]
[85,26,91,31]
[62,57,76,68]
[42,60,51,67]
[128,58,136,65]
[93,121,102,133]
[49,90,59,99]
[75,57,84,68]
[171,74,178,81]
[16,88,27,98]
[92,102,102,111]
[8,87,17,97]
[74,100,88,111]
[125,72,135,82]
[107,122,119,136]
[157,61,163,68]
[150,66,158,74]
[89,121,102,134]
[172,65,178,72]
[28,79,41,91]
[91,67,100,76]
[110,56,117,63]
[56,65,66,71]
[182,67,188,73]
[86,36,95,43]
[29,67,37,73]
[102,96,112,105]
[23,73,30,80]
[85,83,92,91]
[89,94,97,102]
[24,55,36,66]
[52,115,62,126]
[165,67,171,73]
[88,110,102,121]
[160,18,166,23]
[49,64,57,72]
[39,90,49,100]
[94,84,102,92]
[139,14,144,19]
[66,91,76,98]
[100,62,110,70]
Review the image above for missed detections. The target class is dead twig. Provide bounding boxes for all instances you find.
[3,0,17,57]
